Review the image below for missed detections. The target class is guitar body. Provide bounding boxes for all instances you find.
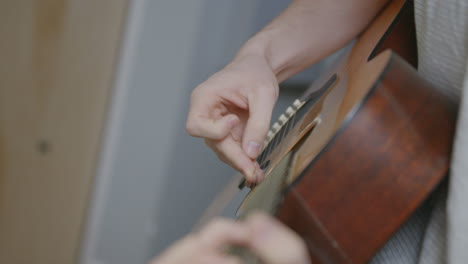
[201,1,457,263]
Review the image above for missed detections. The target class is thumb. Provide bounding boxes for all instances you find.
[242,90,276,159]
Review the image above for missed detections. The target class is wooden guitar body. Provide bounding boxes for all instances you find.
[231,0,458,263]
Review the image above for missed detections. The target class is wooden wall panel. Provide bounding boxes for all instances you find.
[0,0,128,263]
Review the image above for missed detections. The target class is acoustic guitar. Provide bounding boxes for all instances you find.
[200,0,457,263]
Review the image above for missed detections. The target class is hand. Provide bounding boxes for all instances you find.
[150,212,310,264]
[186,53,279,185]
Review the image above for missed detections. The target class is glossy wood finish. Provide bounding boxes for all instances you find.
[277,53,457,263]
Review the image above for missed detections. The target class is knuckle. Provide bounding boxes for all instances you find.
[190,85,203,99]
[185,119,200,136]
[191,82,213,101]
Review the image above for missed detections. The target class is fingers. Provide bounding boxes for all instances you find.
[205,137,264,184]
[150,221,245,264]
[243,88,277,159]
[150,215,310,264]
[186,113,239,140]
[198,219,250,249]
[245,212,310,264]
[186,55,278,179]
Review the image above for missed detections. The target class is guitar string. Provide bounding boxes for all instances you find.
[259,132,274,164]
[258,125,278,165]
[258,74,336,165]
[260,107,299,166]
[264,130,279,163]
[260,119,281,164]
[267,109,298,160]
[281,112,296,142]
[276,114,291,149]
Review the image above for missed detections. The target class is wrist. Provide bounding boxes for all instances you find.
[234,31,278,74]
[235,28,296,83]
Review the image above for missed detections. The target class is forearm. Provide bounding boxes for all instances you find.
[236,0,389,82]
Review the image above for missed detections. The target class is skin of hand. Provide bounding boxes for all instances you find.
[186,52,278,185]
[186,0,389,185]
[150,212,310,264]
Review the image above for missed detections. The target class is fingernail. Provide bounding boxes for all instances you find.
[246,141,261,157]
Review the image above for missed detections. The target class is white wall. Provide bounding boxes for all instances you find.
[80,1,313,264]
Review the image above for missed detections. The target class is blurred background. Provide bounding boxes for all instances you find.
[0,1,333,264]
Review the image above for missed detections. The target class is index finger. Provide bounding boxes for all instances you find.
[186,113,239,139]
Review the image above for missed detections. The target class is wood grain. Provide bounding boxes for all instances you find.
[0,1,128,263]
